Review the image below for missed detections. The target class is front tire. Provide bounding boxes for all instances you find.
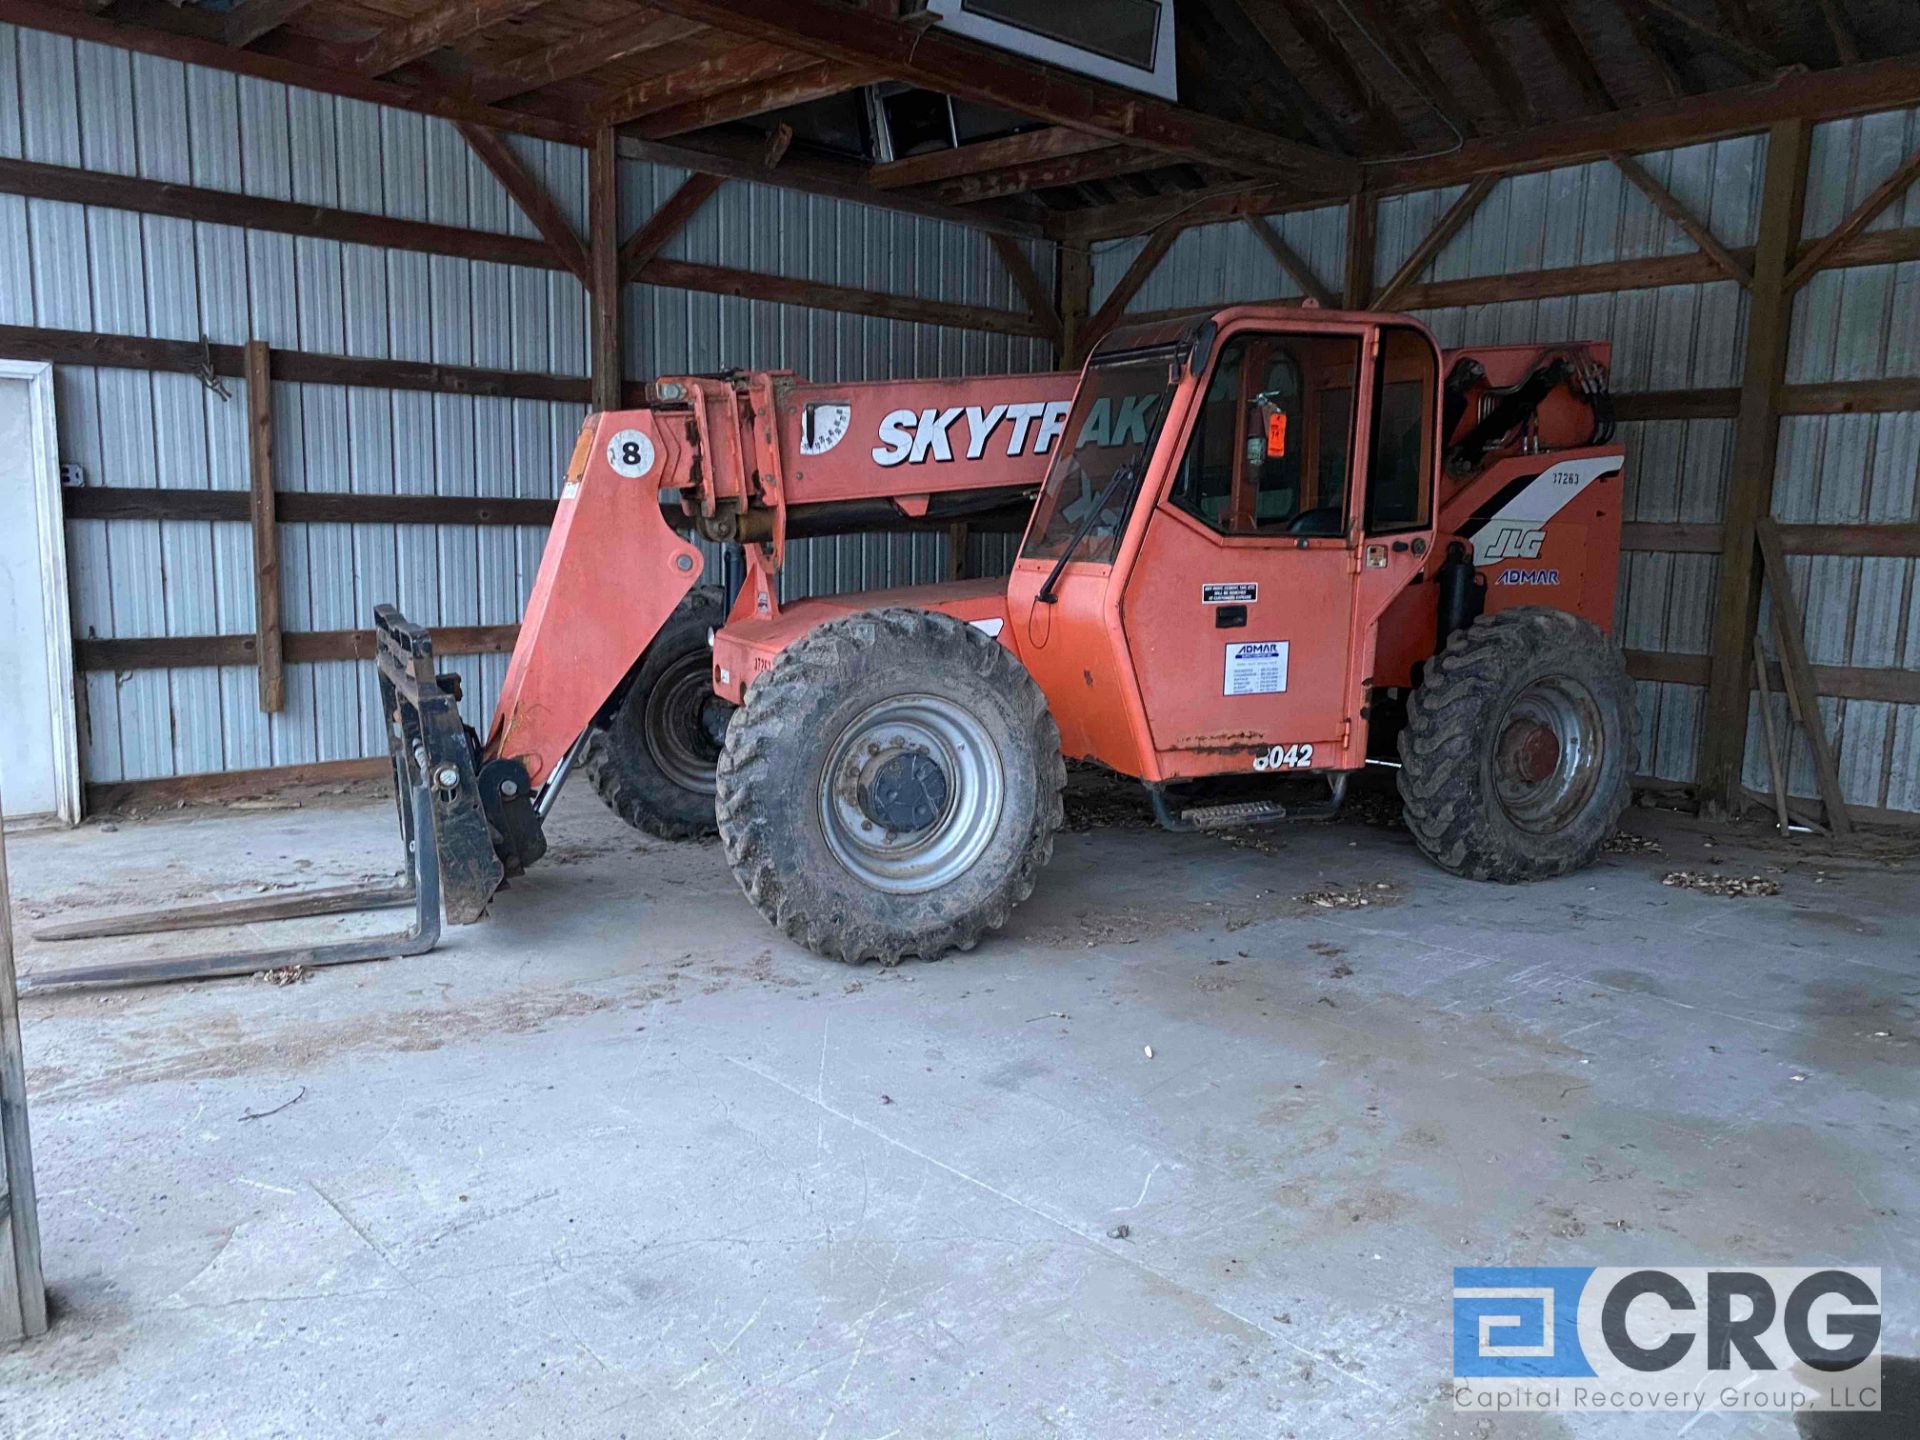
[716,608,1064,964]
[1398,607,1635,881]
[583,586,733,839]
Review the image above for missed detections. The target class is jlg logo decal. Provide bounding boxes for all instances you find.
[1475,520,1547,561]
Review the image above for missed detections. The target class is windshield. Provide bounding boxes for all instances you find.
[1020,354,1174,562]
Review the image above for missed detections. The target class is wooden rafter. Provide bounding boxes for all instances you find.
[618,173,723,281]
[588,126,622,413]
[1818,0,1862,66]
[1526,0,1618,112]
[930,147,1165,206]
[1616,0,1687,100]
[468,13,705,103]
[1373,176,1496,310]
[594,41,812,127]
[455,122,590,286]
[1612,151,1752,286]
[1436,0,1534,127]
[347,0,550,78]
[1783,139,1920,291]
[988,235,1063,347]
[223,0,318,49]
[1248,0,1410,148]
[1640,0,1778,79]
[637,0,1357,188]
[869,128,1110,192]
[1243,214,1336,308]
[628,59,879,140]
[1340,0,1478,138]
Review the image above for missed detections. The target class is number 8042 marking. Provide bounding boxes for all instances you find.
[1253,743,1313,772]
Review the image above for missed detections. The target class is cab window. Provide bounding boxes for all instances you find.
[1364,326,1438,533]
[1168,332,1359,538]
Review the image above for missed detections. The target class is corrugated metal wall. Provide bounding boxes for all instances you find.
[0,23,1053,785]
[1089,128,1920,817]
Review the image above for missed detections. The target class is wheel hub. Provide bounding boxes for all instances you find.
[643,653,732,795]
[1500,719,1562,786]
[858,750,949,835]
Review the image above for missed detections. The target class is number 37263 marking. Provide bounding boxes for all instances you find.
[1253,743,1313,772]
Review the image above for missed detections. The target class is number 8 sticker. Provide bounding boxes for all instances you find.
[606,427,655,479]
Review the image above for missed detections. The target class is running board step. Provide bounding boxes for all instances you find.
[1178,799,1291,831]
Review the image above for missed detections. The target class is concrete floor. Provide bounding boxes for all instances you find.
[0,776,1914,1439]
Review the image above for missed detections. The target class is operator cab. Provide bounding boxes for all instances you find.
[1005,305,1442,791]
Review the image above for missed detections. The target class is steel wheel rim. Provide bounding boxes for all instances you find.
[643,651,727,795]
[819,694,1004,895]
[1492,675,1605,833]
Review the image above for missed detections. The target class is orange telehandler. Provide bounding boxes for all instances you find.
[376,302,1632,964]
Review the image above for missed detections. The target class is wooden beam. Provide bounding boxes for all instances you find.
[1616,0,1688,100]
[869,128,1110,191]
[618,173,723,282]
[1612,151,1753,286]
[594,43,817,128]
[0,155,562,272]
[589,126,622,414]
[1345,191,1375,308]
[1700,119,1809,813]
[0,793,47,1344]
[635,259,1049,338]
[65,487,560,527]
[1818,0,1862,66]
[1783,140,1920,291]
[1526,0,1618,111]
[1058,52,1920,240]
[1243,214,1336,308]
[244,340,284,714]
[1436,0,1533,126]
[1755,516,1853,835]
[628,59,879,140]
[222,0,318,49]
[453,121,590,287]
[1254,0,1411,148]
[1623,521,1920,557]
[78,625,523,672]
[1640,0,1779,79]
[929,146,1166,206]
[1338,0,1478,137]
[1057,242,1094,368]
[1,322,596,403]
[637,0,1358,188]
[989,235,1063,348]
[1080,226,1181,354]
[84,757,392,813]
[469,13,705,103]
[1373,176,1495,310]
[1394,248,1742,309]
[1625,649,1920,706]
[347,0,550,78]
[617,129,1045,239]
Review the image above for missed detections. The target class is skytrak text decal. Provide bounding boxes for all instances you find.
[870,393,1159,467]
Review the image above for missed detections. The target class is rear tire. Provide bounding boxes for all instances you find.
[716,608,1064,964]
[1398,607,1635,881]
[583,586,732,840]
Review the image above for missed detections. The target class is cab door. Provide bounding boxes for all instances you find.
[1119,322,1438,780]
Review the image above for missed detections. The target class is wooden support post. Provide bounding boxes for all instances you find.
[245,339,284,714]
[0,786,49,1343]
[1056,241,1093,369]
[588,126,623,415]
[1345,191,1375,308]
[1755,517,1854,836]
[946,521,969,582]
[1700,119,1809,813]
